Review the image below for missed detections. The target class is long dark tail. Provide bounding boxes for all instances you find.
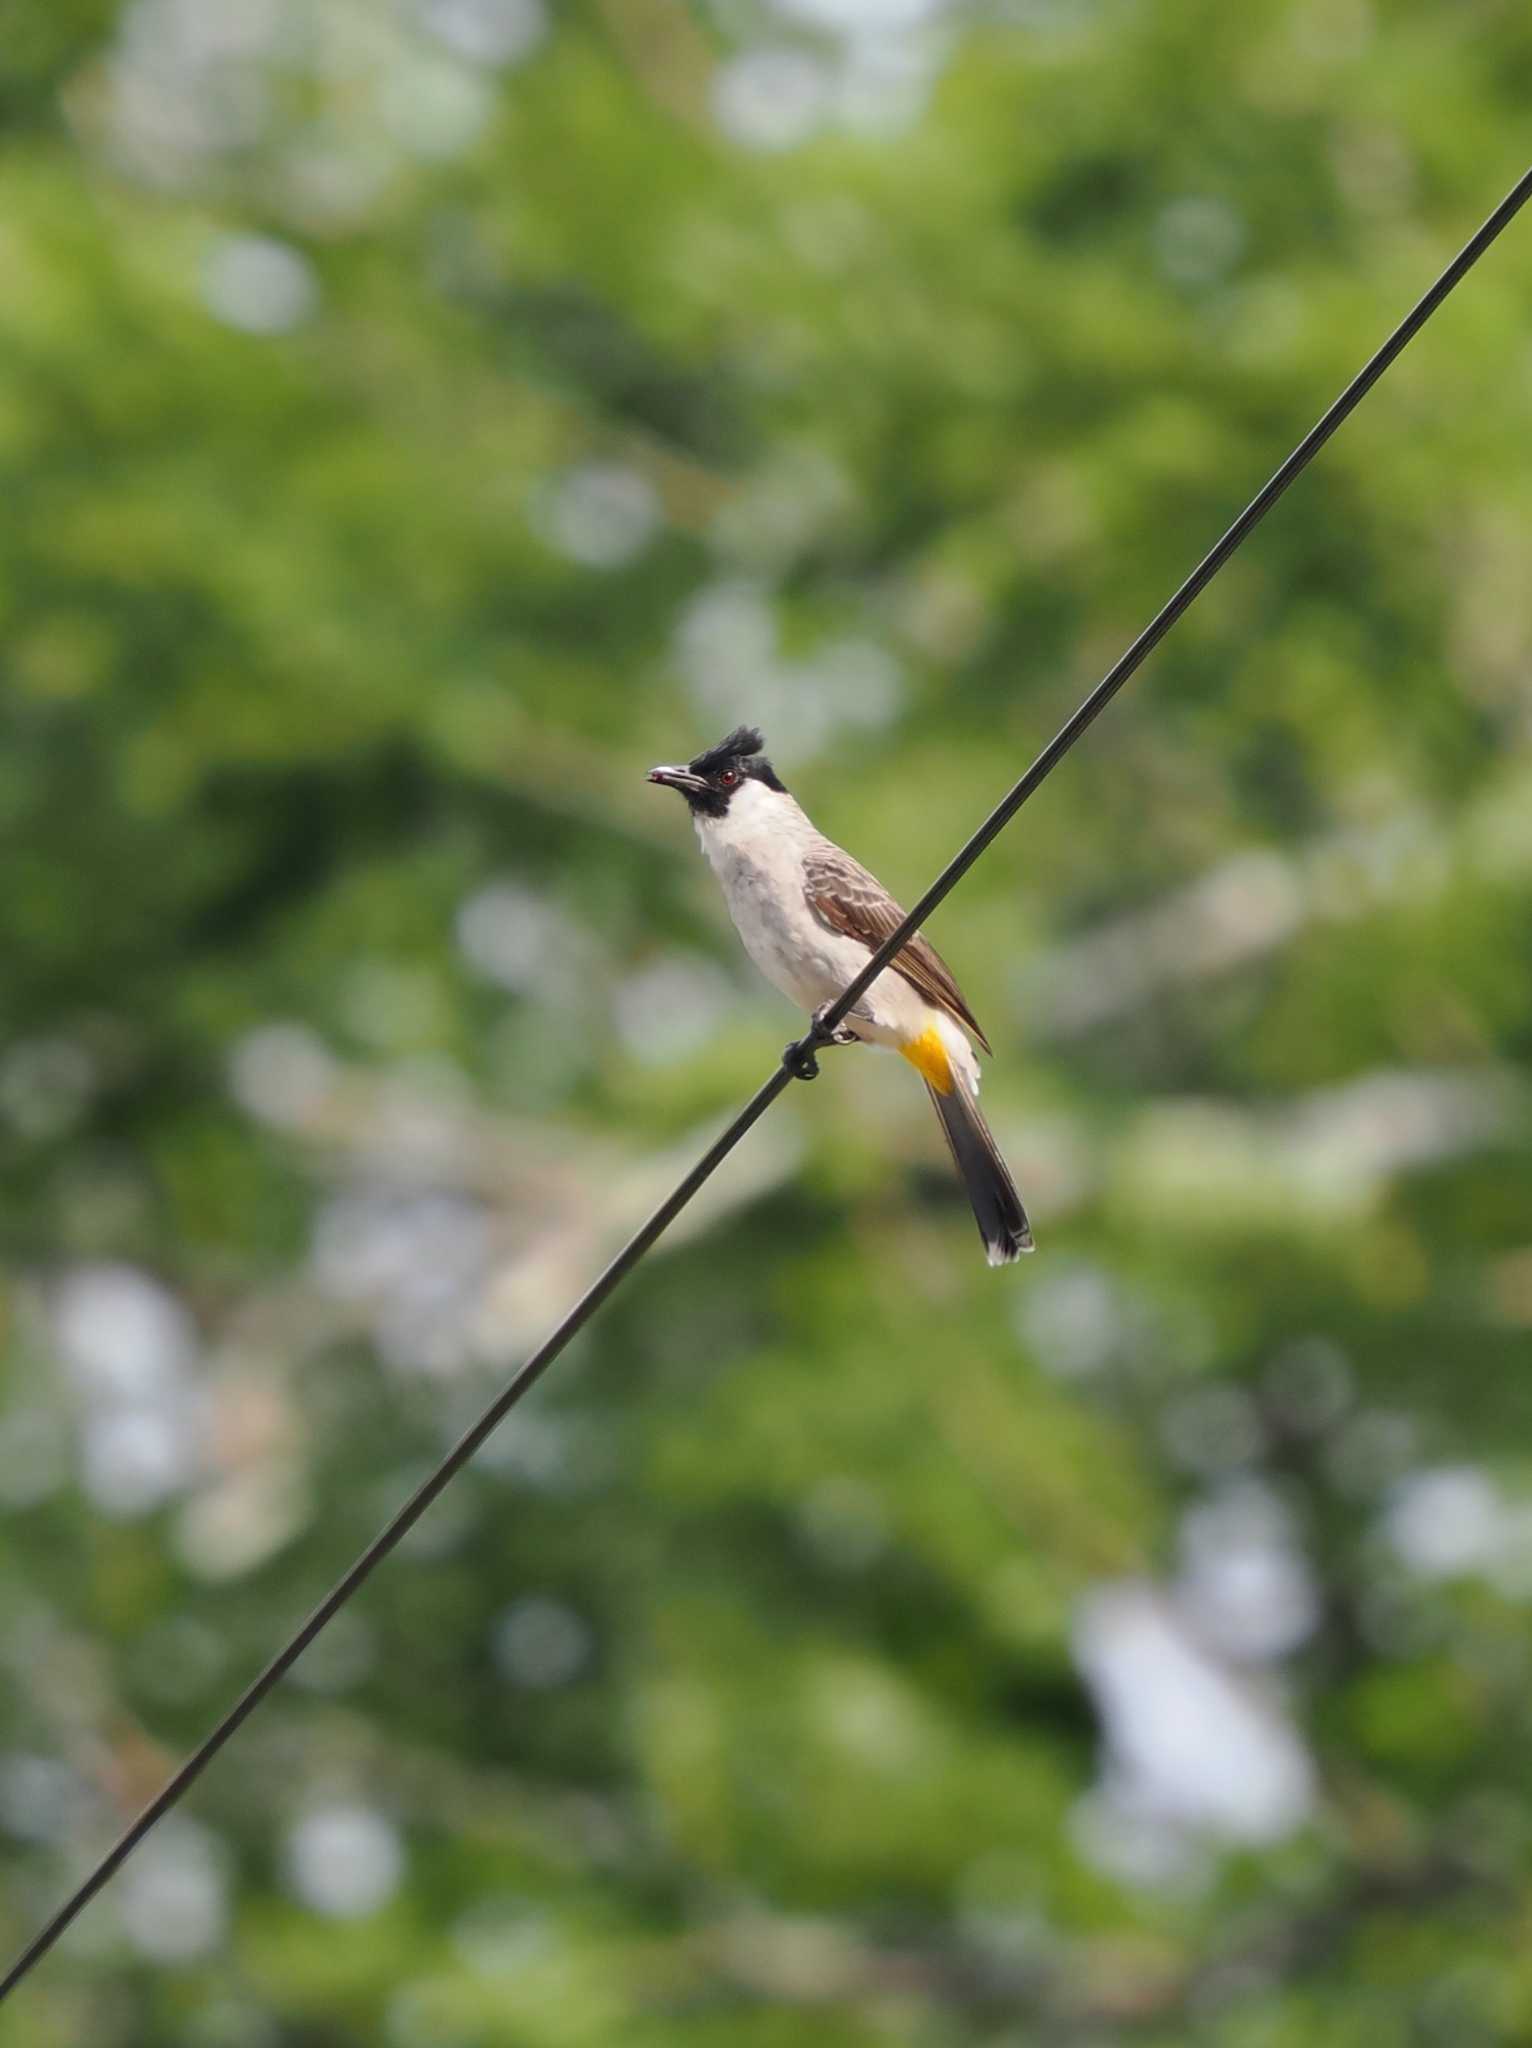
[925,1079,1033,1265]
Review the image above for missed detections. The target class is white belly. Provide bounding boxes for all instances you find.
[692,778,962,1063]
[704,838,929,1047]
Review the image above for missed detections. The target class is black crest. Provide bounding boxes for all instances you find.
[657,724,785,816]
[689,725,767,779]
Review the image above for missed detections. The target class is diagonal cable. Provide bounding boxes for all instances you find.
[815,164,1532,1041]
[3,162,1528,2005]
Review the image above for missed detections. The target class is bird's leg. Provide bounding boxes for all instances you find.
[782,1005,858,1081]
[818,1006,860,1048]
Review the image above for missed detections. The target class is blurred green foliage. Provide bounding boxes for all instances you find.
[2,1,1532,2043]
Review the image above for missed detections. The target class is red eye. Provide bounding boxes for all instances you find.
[719,768,739,788]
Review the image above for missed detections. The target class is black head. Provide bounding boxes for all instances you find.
[647,724,786,818]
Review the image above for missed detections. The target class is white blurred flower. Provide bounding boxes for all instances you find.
[177,1466,312,1582]
[833,24,942,135]
[311,1188,492,1376]
[285,1803,404,1918]
[381,56,493,161]
[492,1596,592,1689]
[614,954,738,1065]
[1016,1261,1127,1379]
[1073,1582,1313,1851]
[417,0,548,66]
[1384,1465,1505,1581]
[53,1264,196,1403]
[52,1266,206,1515]
[799,637,902,729]
[1154,196,1246,286]
[772,0,946,28]
[0,1754,87,1845]
[1160,1384,1264,1476]
[107,0,278,178]
[455,881,566,993]
[230,1023,336,1127]
[1177,1484,1320,1663]
[202,234,318,335]
[675,580,901,765]
[678,579,778,706]
[80,1406,198,1518]
[1030,850,1302,1038]
[119,1820,228,1961]
[713,48,829,152]
[538,462,662,569]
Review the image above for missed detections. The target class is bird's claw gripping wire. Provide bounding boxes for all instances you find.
[782,1007,857,1081]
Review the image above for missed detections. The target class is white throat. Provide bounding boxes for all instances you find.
[693,774,815,860]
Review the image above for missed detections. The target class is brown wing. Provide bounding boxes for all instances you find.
[803,846,992,1055]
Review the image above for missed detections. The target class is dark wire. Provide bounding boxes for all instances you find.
[816,163,1532,1042]
[4,163,1529,2005]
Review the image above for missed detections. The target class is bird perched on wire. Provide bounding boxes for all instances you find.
[648,725,1032,1264]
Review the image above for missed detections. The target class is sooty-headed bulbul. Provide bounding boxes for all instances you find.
[648,725,1032,1264]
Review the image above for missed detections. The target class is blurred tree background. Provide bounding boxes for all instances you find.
[2,0,1531,2041]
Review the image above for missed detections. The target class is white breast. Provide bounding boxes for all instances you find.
[694,782,823,1007]
[693,780,937,1049]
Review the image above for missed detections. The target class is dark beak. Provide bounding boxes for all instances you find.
[647,764,707,795]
